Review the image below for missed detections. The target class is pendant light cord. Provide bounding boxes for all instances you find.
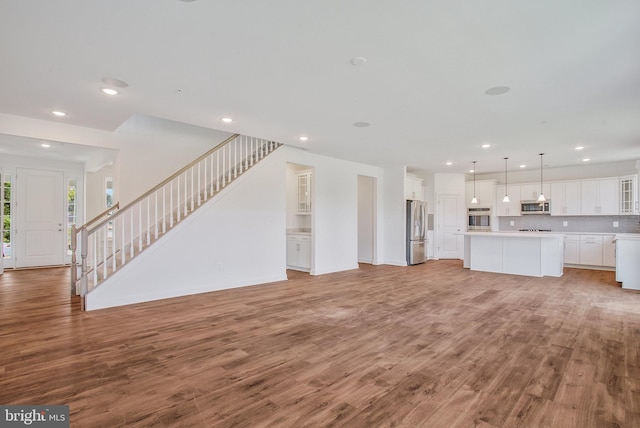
[473,161,476,196]
[539,153,544,193]
[470,161,478,204]
[504,157,508,189]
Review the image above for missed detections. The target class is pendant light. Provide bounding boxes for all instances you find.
[502,157,510,203]
[470,161,478,204]
[537,153,546,202]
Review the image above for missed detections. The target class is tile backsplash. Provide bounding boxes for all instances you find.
[498,215,640,233]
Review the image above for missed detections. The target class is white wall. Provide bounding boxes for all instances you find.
[87,145,388,309]
[86,148,288,310]
[358,175,376,264]
[284,150,385,275]
[112,114,234,206]
[85,166,113,220]
[383,166,407,266]
[435,173,465,194]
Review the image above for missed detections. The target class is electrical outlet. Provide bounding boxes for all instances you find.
[510,221,515,226]
[563,221,568,227]
[613,221,619,228]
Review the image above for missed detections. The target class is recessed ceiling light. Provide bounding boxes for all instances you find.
[101,88,118,95]
[582,158,591,162]
[353,122,370,127]
[41,143,51,148]
[350,56,367,66]
[299,136,308,142]
[51,111,66,117]
[520,164,526,168]
[469,169,475,173]
[481,144,491,148]
[445,161,452,166]
[485,86,511,96]
[574,146,585,150]
[101,77,128,88]
[220,117,233,123]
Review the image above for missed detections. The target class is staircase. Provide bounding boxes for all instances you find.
[70,134,282,310]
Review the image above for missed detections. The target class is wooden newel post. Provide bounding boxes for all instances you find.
[80,225,88,311]
[70,225,77,295]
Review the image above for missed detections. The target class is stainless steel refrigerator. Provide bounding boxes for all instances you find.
[406,200,426,265]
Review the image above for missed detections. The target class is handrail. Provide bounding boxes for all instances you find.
[84,202,120,229]
[127,134,241,214]
[86,133,239,233]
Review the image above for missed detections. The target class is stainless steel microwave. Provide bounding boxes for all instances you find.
[521,200,550,215]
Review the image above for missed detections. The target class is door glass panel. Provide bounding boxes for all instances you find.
[2,174,11,259]
[67,179,77,255]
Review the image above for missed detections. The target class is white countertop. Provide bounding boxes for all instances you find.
[459,231,565,239]
[561,232,638,236]
[287,229,312,236]
[615,233,640,240]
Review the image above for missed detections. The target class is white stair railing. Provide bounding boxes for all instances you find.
[72,134,282,310]
[70,202,119,294]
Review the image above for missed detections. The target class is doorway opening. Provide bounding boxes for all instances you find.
[286,162,313,273]
[357,175,377,265]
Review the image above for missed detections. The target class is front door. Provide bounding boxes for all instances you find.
[16,168,65,267]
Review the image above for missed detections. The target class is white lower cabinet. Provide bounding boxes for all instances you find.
[616,236,640,289]
[426,231,434,259]
[565,234,616,268]
[287,234,311,271]
[579,235,603,266]
[563,236,580,264]
[602,235,616,267]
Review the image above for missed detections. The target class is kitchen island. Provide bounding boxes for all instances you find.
[615,233,640,290]
[461,232,564,277]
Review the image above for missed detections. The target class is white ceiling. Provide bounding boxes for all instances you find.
[1,0,639,174]
[0,133,117,172]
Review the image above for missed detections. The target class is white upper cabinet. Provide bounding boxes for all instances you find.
[620,175,638,215]
[519,183,551,201]
[580,178,618,215]
[465,180,496,207]
[496,175,636,217]
[550,181,581,216]
[495,184,521,216]
[296,170,312,215]
[405,176,424,201]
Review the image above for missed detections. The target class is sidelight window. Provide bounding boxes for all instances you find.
[67,179,78,254]
[2,174,11,259]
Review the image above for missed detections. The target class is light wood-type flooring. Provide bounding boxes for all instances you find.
[1,261,639,427]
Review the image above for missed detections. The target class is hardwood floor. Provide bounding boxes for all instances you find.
[1,262,639,427]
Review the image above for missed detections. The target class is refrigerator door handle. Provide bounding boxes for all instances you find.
[421,203,426,239]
